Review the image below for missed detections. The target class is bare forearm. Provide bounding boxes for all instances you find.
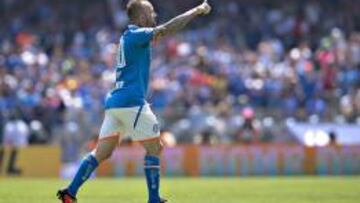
[154,8,201,40]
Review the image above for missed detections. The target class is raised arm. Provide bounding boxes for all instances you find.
[153,0,211,41]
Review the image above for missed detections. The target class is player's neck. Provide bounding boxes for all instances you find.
[129,20,143,28]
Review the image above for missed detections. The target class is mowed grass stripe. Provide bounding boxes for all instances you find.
[0,177,359,203]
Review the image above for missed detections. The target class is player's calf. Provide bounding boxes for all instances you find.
[142,139,166,203]
[57,134,119,202]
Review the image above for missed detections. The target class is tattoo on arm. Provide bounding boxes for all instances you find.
[154,8,200,40]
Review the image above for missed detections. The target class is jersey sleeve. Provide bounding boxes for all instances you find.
[131,27,154,45]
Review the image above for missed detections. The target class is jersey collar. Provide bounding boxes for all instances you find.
[128,24,139,30]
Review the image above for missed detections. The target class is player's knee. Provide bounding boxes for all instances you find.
[92,134,119,162]
[103,150,114,160]
[93,148,113,163]
[143,140,162,156]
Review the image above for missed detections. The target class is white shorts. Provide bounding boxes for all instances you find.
[99,104,160,142]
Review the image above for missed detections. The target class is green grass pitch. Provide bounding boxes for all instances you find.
[0,177,359,203]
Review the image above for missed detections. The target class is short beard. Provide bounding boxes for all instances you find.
[148,20,156,27]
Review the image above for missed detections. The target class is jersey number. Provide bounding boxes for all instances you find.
[117,37,126,69]
[115,37,126,89]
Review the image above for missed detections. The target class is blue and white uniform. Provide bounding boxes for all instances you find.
[99,25,160,141]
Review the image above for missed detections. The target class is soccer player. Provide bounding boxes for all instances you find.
[57,0,211,202]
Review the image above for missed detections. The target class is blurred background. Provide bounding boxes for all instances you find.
[0,0,359,177]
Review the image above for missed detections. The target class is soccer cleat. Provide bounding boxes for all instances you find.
[57,189,77,203]
[148,198,168,203]
[160,198,168,203]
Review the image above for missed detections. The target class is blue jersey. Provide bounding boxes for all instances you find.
[105,25,154,109]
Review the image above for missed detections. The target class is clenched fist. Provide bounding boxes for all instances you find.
[196,0,211,15]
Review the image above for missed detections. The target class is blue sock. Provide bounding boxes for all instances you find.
[67,154,99,197]
[144,155,161,203]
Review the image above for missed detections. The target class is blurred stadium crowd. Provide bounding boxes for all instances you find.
[0,0,359,150]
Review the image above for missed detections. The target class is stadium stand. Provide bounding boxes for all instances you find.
[0,0,359,147]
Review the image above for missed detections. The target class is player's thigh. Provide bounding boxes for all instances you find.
[96,110,124,161]
[99,110,124,141]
